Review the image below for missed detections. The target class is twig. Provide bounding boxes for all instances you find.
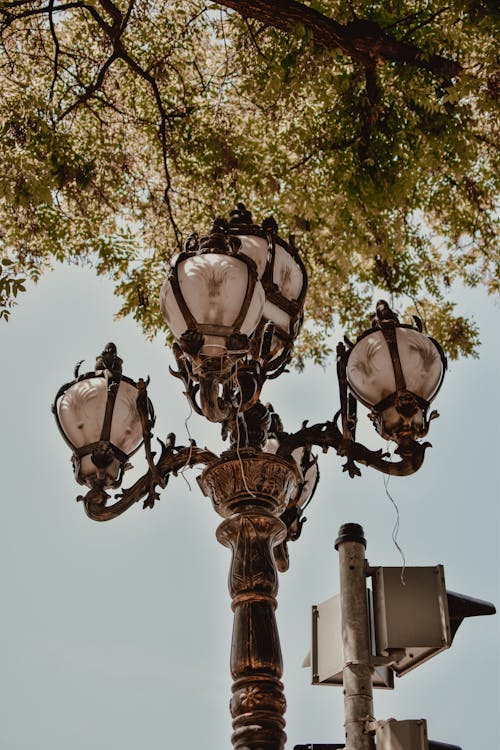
[59,51,118,119]
[48,0,61,100]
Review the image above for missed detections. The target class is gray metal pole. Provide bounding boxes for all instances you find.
[335,523,375,750]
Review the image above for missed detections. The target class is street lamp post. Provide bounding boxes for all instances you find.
[304,523,495,750]
[335,524,374,750]
[52,205,447,750]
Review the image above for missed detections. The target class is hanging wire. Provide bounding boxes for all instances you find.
[178,361,196,491]
[179,335,263,498]
[232,361,257,499]
[189,345,250,383]
[180,344,258,496]
[383,443,406,585]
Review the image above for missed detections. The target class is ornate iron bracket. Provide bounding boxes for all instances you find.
[79,435,218,521]
[170,342,268,431]
[275,414,431,478]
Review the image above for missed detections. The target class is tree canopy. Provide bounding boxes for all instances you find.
[0,0,498,361]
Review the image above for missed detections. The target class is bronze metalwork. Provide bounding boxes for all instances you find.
[81,434,217,519]
[53,210,448,749]
[199,453,299,750]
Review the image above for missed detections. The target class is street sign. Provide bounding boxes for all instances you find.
[302,559,494,750]
[372,566,450,676]
[309,593,394,688]
[375,718,428,749]
[375,719,463,749]
[307,571,495,683]
[371,567,495,676]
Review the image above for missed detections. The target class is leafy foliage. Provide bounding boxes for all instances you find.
[0,0,497,358]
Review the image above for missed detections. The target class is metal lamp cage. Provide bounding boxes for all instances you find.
[161,242,264,366]
[345,310,447,444]
[227,203,308,376]
[160,205,308,381]
[52,365,153,490]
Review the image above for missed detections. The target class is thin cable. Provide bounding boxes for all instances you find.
[183,345,257,496]
[178,363,196,491]
[383,447,406,585]
[190,345,249,380]
[232,362,257,499]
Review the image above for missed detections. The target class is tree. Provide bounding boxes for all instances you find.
[0,0,497,359]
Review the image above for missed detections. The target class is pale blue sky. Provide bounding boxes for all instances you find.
[1,264,498,749]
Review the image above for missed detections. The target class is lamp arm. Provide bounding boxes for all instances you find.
[343,436,432,477]
[80,437,219,521]
[275,412,431,478]
[169,345,205,416]
[199,374,232,423]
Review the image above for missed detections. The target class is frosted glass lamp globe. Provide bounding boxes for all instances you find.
[346,320,445,443]
[160,252,265,361]
[54,365,144,489]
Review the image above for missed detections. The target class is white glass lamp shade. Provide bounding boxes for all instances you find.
[236,235,269,278]
[235,233,306,344]
[272,241,305,302]
[235,235,305,302]
[160,253,265,357]
[263,437,280,454]
[263,439,318,510]
[57,375,143,486]
[264,241,305,337]
[291,446,319,509]
[346,328,444,409]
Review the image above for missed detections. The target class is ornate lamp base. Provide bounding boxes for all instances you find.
[199,452,299,750]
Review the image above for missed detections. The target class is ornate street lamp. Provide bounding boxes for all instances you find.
[344,300,446,449]
[53,205,447,750]
[159,204,307,424]
[52,343,151,491]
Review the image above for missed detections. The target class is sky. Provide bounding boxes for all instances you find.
[1,263,498,750]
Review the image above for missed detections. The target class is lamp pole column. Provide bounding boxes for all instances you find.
[199,452,299,750]
[335,523,375,750]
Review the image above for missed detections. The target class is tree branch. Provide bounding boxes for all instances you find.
[111,37,183,247]
[289,135,358,170]
[400,7,451,40]
[212,0,461,80]
[47,0,61,99]
[0,2,94,30]
[2,0,184,246]
[95,0,122,29]
[121,0,135,30]
[59,51,118,118]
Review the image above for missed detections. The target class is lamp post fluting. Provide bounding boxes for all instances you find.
[52,205,447,749]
